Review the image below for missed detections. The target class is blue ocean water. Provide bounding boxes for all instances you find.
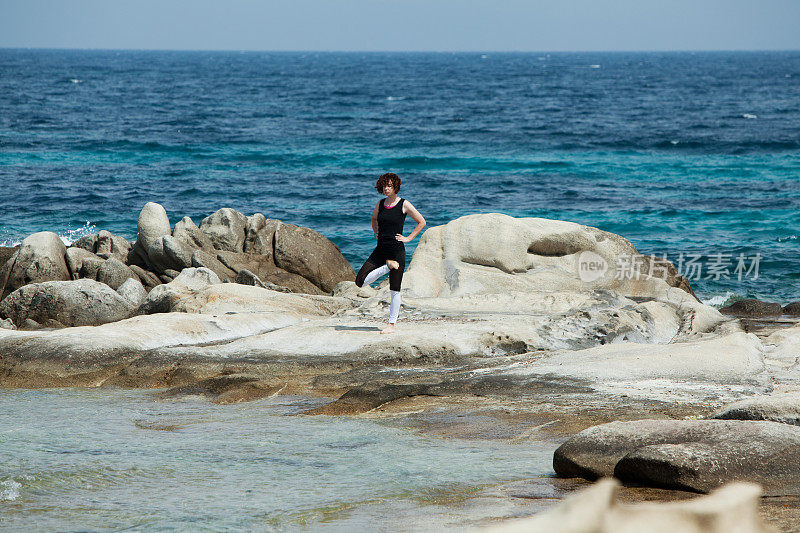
[0,49,798,303]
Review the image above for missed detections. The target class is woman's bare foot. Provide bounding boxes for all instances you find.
[380,323,396,334]
[386,259,400,270]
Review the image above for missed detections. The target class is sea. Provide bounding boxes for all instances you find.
[0,50,798,530]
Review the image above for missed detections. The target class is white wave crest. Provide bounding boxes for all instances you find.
[386,96,406,101]
[701,291,737,307]
[70,79,82,84]
[742,113,757,119]
[0,222,97,248]
[0,479,21,501]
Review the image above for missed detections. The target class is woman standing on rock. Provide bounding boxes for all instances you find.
[355,173,426,334]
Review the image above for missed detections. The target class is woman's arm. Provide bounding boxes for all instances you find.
[372,201,380,239]
[396,201,426,243]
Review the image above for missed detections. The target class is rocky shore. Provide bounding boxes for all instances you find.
[2,203,799,531]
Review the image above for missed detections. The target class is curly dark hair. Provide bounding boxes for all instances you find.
[375,172,401,194]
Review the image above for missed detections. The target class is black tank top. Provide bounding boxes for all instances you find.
[377,198,406,243]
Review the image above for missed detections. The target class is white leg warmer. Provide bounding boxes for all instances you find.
[388,290,401,323]
[363,264,390,286]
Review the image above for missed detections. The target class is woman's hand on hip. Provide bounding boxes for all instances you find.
[395,234,410,243]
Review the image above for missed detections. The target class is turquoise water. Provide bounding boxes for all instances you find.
[1,50,798,304]
[0,389,555,531]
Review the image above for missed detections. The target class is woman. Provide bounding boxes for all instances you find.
[355,172,426,334]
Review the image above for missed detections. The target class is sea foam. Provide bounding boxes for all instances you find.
[0,479,21,501]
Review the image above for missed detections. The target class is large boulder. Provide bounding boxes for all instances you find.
[273,223,355,292]
[484,478,771,533]
[199,208,247,252]
[402,214,695,300]
[0,246,19,270]
[783,302,800,316]
[0,279,136,327]
[553,419,800,495]
[129,264,161,291]
[0,232,70,300]
[190,249,236,282]
[134,202,172,265]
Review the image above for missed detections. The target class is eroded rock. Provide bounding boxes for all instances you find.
[0,232,70,300]
[199,208,247,252]
[274,223,355,292]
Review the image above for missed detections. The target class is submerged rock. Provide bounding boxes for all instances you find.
[553,419,800,495]
[711,392,800,425]
[720,298,782,317]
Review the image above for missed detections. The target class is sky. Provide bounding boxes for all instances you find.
[1,0,799,52]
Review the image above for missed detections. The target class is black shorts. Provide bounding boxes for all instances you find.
[355,240,406,291]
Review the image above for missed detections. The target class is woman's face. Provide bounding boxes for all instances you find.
[383,183,395,196]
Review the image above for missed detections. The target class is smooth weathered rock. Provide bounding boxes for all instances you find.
[402,214,696,300]
[129,264,161,291]
[484,478,773,533]
[554,419,800,495]
[134,202,172,265]
[116,277,147,307]
[0,232,70,300]
[191,249,236,282]
[711,392,800,425]
[146,235,194,274]
[65,247,100,279]
[96,257,138,290]
[20,318,41,330]
[782,302,800,316]
[0,318,15,330]
[199,208,247,252]
[720,298,782,317]
[244,214,280,258]
[0,279,136,327]
[273,223,355,292]
[173,216,215,252]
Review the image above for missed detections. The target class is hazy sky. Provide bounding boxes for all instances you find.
[2,0,799,52]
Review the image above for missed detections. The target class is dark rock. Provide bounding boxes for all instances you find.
[554,419,800,496]
[158,374,281,404]
[0,232,70,300]
[96,258,138,290]
[159,274,173,284]
[720,299,782,317]
[71,234,98,252]
[234,269,293,292]
[782,302,800,316]
[163,269,181,279]
[199,208,247,252]
[0,279,136,327]
[41,318,66,329]
[191,249,236,282]
[274,223,356,292]
[0,246,20,270]
[217,251,323,294]
[20,318,41,330]
[129,265,161,291]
